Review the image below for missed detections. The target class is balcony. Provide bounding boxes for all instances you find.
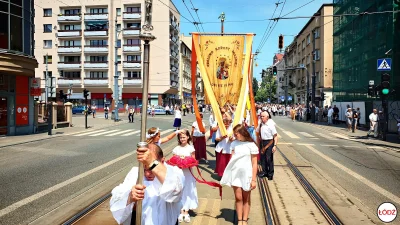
[57,78,82,86]
[123,12,141,20]
[57,30,81,37]
[84,61,108,68]
[123,61,141,68]
[170,51,178,60]
[57,46,82,53]
[170,36,178,43]
[123,45,141,52]
[123,77,142,86]
[57,61,81,69]
[84,29,108,37]
[122,28,140,36]
[58,14,81,22]
[170,65,178,72]
[84,13,108,20]
[84,78,108,85]
[84,45,108,53]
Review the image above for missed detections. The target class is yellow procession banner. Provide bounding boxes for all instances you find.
[199,36,245,106]
[192,33,254,136]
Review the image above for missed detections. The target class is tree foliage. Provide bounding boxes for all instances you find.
[255,75,278,103]
[252,77,259,97]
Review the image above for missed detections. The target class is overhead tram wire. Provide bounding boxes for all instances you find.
[189,0,205,32]
[281,0,315,18]
[182,0,201,32]
[255,1,279,54]
[155,0,197,26]
[258,0,286,53]
[270,10,400,20]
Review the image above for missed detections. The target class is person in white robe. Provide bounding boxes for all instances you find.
[110,143,185,225]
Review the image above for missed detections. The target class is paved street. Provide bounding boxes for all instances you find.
[1,113,399,224]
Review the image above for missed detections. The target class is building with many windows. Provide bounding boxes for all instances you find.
[0,0,38,135]
[179,35,192,105]
[284,4,333,106]
[34,0,180,110]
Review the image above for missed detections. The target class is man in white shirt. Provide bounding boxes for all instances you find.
[110,144,185,225]
[327,106,334,125]
[256,112,278,180]
[367,109,378,138]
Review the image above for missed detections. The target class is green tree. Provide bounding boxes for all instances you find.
[255,75,278,103]
[252,77,259,97]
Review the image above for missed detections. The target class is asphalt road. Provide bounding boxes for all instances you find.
[1,113,399,224]
[0,114,195,225]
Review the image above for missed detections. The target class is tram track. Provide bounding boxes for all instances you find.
[256,146,344,225]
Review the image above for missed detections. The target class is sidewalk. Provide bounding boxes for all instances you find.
[288,117,400,151]
[0,114,128,148]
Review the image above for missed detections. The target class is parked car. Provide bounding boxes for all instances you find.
[72,106,92,114]
[147,106,174,115]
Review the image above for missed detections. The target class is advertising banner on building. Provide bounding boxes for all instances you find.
[30,78,41,96]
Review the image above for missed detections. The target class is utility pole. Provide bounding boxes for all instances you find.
[311,29,316,123]
[45,54,48,105]
[136,0,156,224]
[114,18,119,122]
[219,12,225,35]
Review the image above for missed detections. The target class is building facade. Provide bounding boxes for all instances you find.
[0,0,38,135]
[284,4,333,106]
[34,0,180,110]
[275,56,286,103]
[333,0,399,102]
[179,35,192,104]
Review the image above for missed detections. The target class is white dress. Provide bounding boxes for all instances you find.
[220,140,259,191]
[110,165,185,225]
[172,144,199,211]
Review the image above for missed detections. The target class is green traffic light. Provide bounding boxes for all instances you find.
[382,89,389,95]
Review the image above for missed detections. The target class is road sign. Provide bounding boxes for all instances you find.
[280,96,285,100]
[377,58,391,71]
[288,96,292,101]
[369,80,375,85]
[267,98,270,103]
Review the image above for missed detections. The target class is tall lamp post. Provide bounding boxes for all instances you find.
[136,0,156,224]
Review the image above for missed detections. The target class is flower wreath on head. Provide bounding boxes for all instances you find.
[146,128,160,139]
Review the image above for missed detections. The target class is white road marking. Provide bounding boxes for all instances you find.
[89,129,120,136]
[282,131,300,139]
[304,145,400,205]
[275,125,285,131]
[105,129,134,136]
[314,133,337,140]
[121,130,140,136]
[297,143,315,146]
[278,142,292,145]
[0,152,135,217]
[299,132,315,138]
[343,146,361,148]
[321,144,338,147]
[367,146,385,149]
[330,133,350,140]
[73,130,106,136]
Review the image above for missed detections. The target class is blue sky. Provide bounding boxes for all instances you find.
[170,0,331,81]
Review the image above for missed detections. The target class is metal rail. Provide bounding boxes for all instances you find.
[257,165,280,225]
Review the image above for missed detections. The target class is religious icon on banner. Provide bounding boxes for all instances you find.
[216,58,229,80]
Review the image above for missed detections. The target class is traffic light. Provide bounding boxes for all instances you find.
[261,69,267,78]
[278,34,284,49]
[381,73,390,95]
[83,89,89,98]
[272,66,277,75]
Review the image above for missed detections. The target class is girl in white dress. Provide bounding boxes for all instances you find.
[172,130,199,223]
[220,124,258,225]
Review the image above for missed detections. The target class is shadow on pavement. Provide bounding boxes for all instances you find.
[216,208,237,224]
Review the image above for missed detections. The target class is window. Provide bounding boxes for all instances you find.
[127,55,141,62]
[44,40,52,48]
[126,7,140,13]
[43,8,52,17]
[313,28,320,39]
[64,24,80,30]
[44,55,52,64]
[0,13,8,49]
[116,8,121,16]
[65,9,80,15]
[64,40,80,47]
[89,40,107,46]
[10,15,22,51]
[64,56,80,62]
[127,39,140,46]
[43,24,52,33]
[315,72,320,84]
[307,35,310,45]
[127,23,140,29]
[89,8,108,14]
[62,71,80,78]
[89,71,107,78]
[117,71,121,77]
[127,71,141,79]
[314,49,320,60]
[117,24,121,31]
[302,40,305,49]
[306,55,310,65]
[117,40,121,48]
[117,55,121,63]
[89,56,107,62]
[43,71,52,78]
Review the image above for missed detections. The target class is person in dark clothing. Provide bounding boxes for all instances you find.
[333,105,339,124]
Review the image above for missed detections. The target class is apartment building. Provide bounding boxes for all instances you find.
[284,3,333,106]
[34,0,180,109]
[275,55,286,103]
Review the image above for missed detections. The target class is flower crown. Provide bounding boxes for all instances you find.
[146,128,160,139]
